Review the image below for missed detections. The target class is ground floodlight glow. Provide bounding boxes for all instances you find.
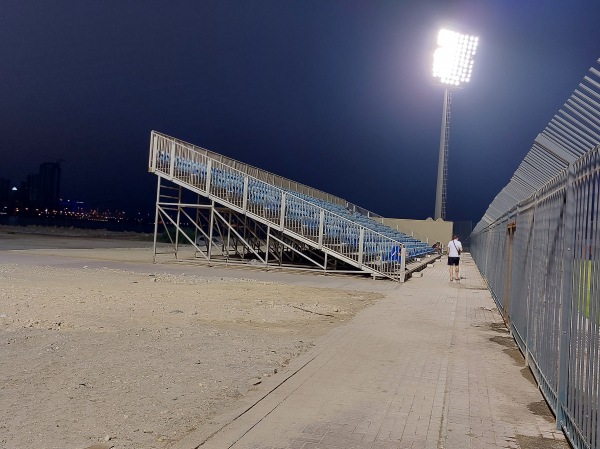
[433,29,478,87]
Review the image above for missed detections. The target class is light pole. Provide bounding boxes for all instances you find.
[432,29,478,220]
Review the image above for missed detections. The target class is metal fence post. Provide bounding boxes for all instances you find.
[242,176,248,212]
[205,160,212,193]
[524,193,539,367]
[557,162,576,431]
[149,132,157,172]
[318,209,324,248]
[169,140,175,179]
[280,192,286,231]
[152,176,161,263]
[358,228,364,266]
[400,246,406,283]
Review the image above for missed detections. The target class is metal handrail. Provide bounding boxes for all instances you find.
[149,130,382,218]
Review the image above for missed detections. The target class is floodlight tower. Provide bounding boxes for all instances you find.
[432,29,478,220]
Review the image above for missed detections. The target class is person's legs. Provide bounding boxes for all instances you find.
[448,257,458,281]
[455,262,460,282]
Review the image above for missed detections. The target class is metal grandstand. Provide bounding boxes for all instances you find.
[148,131,435,282]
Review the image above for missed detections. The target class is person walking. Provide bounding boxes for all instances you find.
[447,235,463,282]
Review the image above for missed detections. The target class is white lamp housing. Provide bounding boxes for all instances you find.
[433,29,479,87]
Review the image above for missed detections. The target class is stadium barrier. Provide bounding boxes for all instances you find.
[471,146,600,449]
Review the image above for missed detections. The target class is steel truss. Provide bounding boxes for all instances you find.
[152,177,365,275]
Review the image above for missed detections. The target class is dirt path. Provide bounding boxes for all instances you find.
[0,228,383,449]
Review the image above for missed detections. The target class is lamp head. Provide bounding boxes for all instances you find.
[433,29,479,87]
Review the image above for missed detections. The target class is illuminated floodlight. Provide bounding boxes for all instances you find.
[432,28,479,220]
[433,29,478,87]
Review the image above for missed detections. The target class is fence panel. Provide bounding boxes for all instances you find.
[563,150,600,448]
[471,148,600,449]
[527,172,567,411]
[471,218,509,309]
[489,216,510,312]
[510,197,536,353]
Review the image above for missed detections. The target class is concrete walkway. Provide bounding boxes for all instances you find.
[170,254,568,449]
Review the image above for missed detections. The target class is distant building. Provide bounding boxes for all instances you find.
[3,160,62,214]
[26,173,39,208]
[19,161,62,211]
[17,179,29,210]
[0,178,9,209]
[37,162,61,210]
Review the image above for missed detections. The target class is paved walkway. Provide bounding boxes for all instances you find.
[170,254,568,449]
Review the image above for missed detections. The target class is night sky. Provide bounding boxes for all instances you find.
[2,1,599,222]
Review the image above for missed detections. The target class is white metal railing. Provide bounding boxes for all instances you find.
[149,130,374,213]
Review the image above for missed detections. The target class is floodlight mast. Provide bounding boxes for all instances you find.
[432,29,478,220]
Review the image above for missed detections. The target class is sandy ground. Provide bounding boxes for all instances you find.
[0,227,383,449]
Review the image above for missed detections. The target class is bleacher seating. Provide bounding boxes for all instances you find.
[152,134,435,280]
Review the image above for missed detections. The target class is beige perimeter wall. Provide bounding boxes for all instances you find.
[376,217,453,248]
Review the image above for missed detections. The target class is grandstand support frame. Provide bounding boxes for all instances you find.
[148,132,438,281]
[151,176,387,277]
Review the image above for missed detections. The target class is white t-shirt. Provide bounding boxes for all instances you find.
[447,239,463,257]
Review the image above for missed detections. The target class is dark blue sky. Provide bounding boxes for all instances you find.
[1,1,599,221]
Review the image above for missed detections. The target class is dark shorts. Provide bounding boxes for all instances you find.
[448,257,460,266]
